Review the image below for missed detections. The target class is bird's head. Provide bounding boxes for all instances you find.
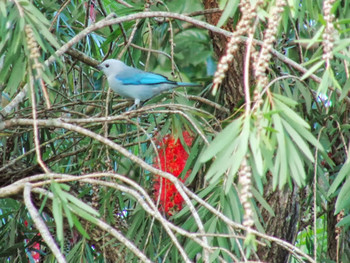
[97,59,126,77]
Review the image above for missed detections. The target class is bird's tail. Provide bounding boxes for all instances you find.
[176,82,201,87]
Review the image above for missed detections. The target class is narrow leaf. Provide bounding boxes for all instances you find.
[281,119,314,162]
[300,60,324,80]
[335,176,350,213]
[217,0,239,27]
[63,192,100,217]
[328,161,350,196]
[200,117,242,162]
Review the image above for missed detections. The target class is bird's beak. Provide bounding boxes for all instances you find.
[97,64,102,70]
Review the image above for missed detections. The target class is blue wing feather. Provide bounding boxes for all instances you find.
[116,72,175,86]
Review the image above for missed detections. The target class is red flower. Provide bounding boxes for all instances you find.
[24,220,41,262]
[154,131,193,216]
[31,242,41,262]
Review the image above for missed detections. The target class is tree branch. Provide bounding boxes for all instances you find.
[23,183,66,263]
[0,117,209,253]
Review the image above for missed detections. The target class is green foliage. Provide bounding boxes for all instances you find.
[1,0,350,262]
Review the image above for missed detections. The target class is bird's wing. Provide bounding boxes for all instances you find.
[116,71,176,86]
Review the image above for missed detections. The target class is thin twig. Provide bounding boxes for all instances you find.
[186,95,230,114]
[3,11,349,122]
[28,65,50,173]
[49,0,71,31]
[23,183,66,263]
[313,127,325,262]
[118,19,140,60]
[0,117,208,250]
[182,187,315,263]
[2,172,313,262]
[186,8,222,17]
[31,186,153,263]
[115,0,133,8]
[33,177,191,263]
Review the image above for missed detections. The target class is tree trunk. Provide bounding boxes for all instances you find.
[257,184,301,262]
[327,200,337,260]
[202,2,301,262]
[203,0,245,111]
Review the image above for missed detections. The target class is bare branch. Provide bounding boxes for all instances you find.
[23,183,66,263]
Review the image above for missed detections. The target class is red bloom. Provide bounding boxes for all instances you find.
[24,220,41,262]
[31,242,41,262]
[154,131,193,216]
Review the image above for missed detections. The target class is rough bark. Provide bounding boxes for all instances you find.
[257,184,300,263]
[203,0,245,112]
[327,200,337,260]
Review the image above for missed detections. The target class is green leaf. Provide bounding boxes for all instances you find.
[296,81,312,113]
[328,161,350,196]
[0,242,26,257]
[52,195,63,244]
[71,213,90,239]
[51,181,68,204]
[335,175,350,213]
[273,95,310,128]
[300,60,324,80]
[68,203,98,225]
[251,187,274,216]
[62,200,74,228]
[206,145,236,182]
[226,186,242,222]
[63,192,100,217]
[217,0,239,27]
[329,68,341,91]
[209,249,221,262]
[336,214,350,227]
[281,118,314,162]
[317,69,330,95]
[286,137,305,186]
[305,26,324,49]
[339,76,350,101]
[200,117,242,162]
[225,116,250,193]
[66,240,84,262]
[22,2,60,48]
[333,38,350,53]
[273,93,298,107]
[6,55,25,91]
[249,131,263,176]
[0,1,6,17]
[271,114,287,189]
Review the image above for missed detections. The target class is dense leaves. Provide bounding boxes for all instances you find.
[0,0,350,262]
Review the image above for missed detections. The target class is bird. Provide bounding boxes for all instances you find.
[97,59,200,109]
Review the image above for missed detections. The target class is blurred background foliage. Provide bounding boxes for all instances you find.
[0,0,350,262]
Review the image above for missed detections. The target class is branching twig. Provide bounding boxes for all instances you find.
[2,172,314,263]
[0,117,209,251]
[2,10,348,122]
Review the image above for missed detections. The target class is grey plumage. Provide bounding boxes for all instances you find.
[98,59,200,107]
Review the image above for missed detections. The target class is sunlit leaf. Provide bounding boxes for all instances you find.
[52,194,63,244]
[328,161,350,197]
[63,192,100,217]
[200,117,242,162]
[300,60,324,80]
[281,118,314,162]
[217,0,239,27]
[335,175,350,214]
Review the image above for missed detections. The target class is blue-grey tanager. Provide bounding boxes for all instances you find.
[98,59,200,108]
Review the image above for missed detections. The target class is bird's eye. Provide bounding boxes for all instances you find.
[105,64,109,68]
